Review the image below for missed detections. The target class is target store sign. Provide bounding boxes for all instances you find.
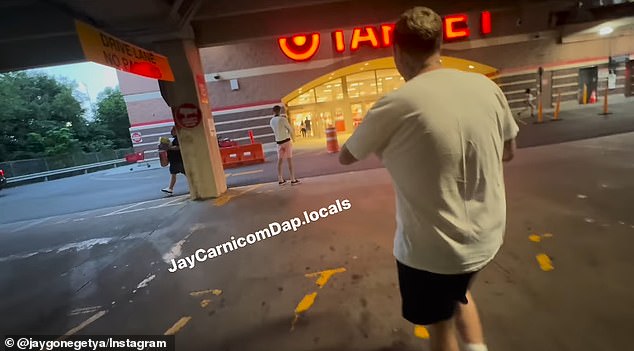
[278,11,492,61]
[131,132,143,144]
[175,103,202,129]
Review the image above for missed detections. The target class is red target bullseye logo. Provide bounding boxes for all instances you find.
[278,33,321,62]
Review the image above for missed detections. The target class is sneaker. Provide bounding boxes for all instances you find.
[291,179,300,185]
[161,187,173,194]
[278,180,287,185]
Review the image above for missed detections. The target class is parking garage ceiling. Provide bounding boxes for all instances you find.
[0,0,632,72]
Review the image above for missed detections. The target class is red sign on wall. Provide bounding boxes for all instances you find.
[131,132,143,144]
[175,103,202,129]
[278,11,492,61]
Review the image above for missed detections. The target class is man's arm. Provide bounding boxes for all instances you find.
[339,95,404,166]
[283,117,295,141]
[495,84,519,162]
[339,145,358,165]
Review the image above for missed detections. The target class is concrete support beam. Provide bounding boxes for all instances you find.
[156,39,227,199]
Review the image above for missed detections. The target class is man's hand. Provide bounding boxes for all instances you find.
[339,145,358,165]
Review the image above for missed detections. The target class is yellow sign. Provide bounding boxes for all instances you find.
[75,20,175,81]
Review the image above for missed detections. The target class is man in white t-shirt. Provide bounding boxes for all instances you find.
[339,7,518,351]
[270,105,299,185]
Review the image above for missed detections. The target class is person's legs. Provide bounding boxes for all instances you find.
[429,318,460,351]
[288,157,297,182]
[455,291,487,350]
[277,157,284,182]
[169,174,177,189]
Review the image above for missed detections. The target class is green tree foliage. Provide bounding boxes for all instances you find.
[0,72,86,161]
[91,87,132,149]
[0,71,131,162]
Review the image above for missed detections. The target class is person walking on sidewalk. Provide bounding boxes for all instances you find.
[339,7,518,351]
[270,105,299,185]
[161,126,186,195]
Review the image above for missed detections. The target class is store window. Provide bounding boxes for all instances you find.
[346,71,378,99]
[315,78,344,103]
[288,90,316,106]
[376,69,404,94]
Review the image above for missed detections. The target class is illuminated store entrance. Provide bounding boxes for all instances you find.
[282,57,497,139]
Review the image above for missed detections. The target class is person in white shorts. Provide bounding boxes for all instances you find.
[269,105,299,185]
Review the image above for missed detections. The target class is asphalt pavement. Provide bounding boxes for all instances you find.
[0,131,633,350]
[0,99,633,350]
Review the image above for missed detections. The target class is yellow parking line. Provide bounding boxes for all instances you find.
[214,184,263,207]
[59,311,107,339]
[294,292,318,314]
[305,267,346,288]
[291,292,318,331]
[414,325,430,339]
[189,289,222,297]
[528,234,541,243]
[164,316,192,335]
[536,254,554,271]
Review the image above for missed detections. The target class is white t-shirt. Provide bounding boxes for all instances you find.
[345,68,519,274]
[270,115,293,142]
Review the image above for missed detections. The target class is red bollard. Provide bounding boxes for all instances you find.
[248,130,255,144]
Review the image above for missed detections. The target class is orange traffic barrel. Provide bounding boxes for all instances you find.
[325,127,339,153]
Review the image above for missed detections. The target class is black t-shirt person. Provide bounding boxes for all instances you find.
[168,136,183,164]
[167,135,185,175]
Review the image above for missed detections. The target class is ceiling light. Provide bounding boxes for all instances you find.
[599,27,613,35]
[364,63,369,66]
[468,65,475,69]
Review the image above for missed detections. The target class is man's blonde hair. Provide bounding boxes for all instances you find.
[393,7,442,56]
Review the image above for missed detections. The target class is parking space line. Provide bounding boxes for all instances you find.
[150,197,189,209]
[10,217,50,233]
[100,200,155,217]
[231,169,263,177]
[164,316,192,335]
[59,310,107,338]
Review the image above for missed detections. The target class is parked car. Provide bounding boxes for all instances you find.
[0,169,6,190]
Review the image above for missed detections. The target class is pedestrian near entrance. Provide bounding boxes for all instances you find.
[270,105,299,185]
[339,7,518,351]
[300,120,307,138]
[161,126,186,195]
[304,118,312,137]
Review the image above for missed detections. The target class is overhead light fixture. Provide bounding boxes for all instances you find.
[468,65,475,69]
[599,27,613,35]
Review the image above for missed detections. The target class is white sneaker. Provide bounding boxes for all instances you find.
[161,187,173,194]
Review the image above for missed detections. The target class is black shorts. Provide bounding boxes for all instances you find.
[169,162,186,175]
[396,260,477,325]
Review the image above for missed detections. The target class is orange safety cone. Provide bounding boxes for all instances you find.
[534,94,544,124]
[552,92,562,121]
[589,90,597,104]
[325,127,339,153]
[599,85,612,116]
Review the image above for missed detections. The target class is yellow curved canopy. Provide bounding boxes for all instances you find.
[282,56,497,105]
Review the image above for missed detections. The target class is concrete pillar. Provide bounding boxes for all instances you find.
[156,39,227,199]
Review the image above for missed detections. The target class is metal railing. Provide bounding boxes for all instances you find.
[6,158,126,184]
